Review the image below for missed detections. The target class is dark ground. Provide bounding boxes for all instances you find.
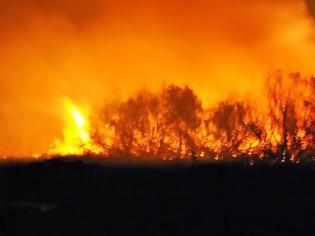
[0,159,314,236]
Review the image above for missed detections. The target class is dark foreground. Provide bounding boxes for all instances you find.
[0,159,315,236]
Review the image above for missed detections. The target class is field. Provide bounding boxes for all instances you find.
[0,158,314,236]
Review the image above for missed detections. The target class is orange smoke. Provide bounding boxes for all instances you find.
[0,0,314,157]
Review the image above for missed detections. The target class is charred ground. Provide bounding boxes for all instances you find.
[0,158,314,236]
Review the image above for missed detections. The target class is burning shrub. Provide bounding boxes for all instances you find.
[49,72,315,164]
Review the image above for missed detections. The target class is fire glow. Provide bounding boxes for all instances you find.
[0,0,315,162]
[46,72,314,163]
[48,99,102,156]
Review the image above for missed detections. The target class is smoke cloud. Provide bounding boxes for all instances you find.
[0,0,314,156]
[305,0,315,18]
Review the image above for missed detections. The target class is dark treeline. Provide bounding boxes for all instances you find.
[88,72,315,164]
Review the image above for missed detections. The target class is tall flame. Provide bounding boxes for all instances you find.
[48,98,102,156]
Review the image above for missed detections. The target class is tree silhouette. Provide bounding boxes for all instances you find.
[90,77,314,163]
[211,101,251,159]
[160,85,202,159]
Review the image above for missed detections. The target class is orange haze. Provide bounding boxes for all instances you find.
[0,0,314,157]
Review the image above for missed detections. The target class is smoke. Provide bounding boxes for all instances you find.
[0,0,314,156]
[305,0,315,18]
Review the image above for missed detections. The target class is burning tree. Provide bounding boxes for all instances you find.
[159,85,202,159]
[211,101,258,160]
[265,72,315,163]
[49,72,315,164]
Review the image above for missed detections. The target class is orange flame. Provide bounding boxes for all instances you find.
[45,73,314,163]
[48,98,103,156]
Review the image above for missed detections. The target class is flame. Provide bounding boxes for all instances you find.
[48,98,102,156]
[44,73,314,163]
[0,0,314,160]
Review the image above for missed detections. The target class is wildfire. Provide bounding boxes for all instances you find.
[48,98,103,156]
[43,73,315,164]
[1,1,315,162]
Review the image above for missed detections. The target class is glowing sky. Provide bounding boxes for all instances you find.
[0,0,315,156]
